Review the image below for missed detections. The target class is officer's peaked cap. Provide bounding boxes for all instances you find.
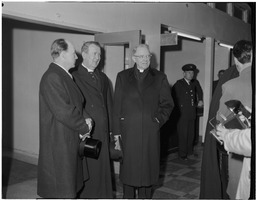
[182,64,197,71]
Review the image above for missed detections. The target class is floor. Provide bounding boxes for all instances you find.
[2,144,203,199]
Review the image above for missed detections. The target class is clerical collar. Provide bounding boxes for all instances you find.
[82,63,94,72]
[53,62,73,79]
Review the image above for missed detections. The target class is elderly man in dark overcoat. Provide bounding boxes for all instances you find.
[172,64,203,160]
[113,44,174,198]
[38,39,93,198]
[72,41,113,198]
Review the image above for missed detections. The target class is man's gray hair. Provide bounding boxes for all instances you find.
[132,44,150,55]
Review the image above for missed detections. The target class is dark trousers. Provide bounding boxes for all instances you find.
[123,184,152,199]
[177,118,195,158]
[218,149,229,198]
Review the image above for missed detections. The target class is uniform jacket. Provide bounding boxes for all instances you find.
[113,66,174,186]
[172,78,203,120]
[72,64,113,198]
[38,63,90,198]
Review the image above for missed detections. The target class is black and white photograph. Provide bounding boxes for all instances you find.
[2,1,255,199]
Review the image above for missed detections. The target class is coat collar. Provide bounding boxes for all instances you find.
[77,64,102,91]
[128,64,155,91]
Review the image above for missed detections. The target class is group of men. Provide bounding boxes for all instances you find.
[38,40,175,198]
[37,38,252,199]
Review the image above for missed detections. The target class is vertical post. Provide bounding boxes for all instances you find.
[202,37,215,143]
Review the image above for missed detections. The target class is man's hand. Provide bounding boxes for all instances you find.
[114,135,122,150]
[198,100,204,107]
[85,118,93,132]
[79,132,91,141]
[238,106,251,127]
[216,124,228,141]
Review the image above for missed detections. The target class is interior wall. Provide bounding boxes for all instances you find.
[2,18,94,162]
[214,44,231,80]
[3,2,251,69]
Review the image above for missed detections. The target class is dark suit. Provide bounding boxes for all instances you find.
[38,63,90,198]
[72,64,113,198]
[113,66,174,189]
[172,78,203,158]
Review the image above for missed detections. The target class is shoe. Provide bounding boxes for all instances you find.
[179,156,188,161]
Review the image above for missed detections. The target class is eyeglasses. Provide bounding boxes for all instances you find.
[134,54,152,59]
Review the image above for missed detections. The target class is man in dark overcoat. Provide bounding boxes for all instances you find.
[172,64,203,160]
[72,41,113,198]
[38,39,93,198]
[113,44,174,198]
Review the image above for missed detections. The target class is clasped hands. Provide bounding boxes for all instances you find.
[79,118,93,141]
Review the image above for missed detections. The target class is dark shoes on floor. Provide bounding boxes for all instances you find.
[179,156,188,161]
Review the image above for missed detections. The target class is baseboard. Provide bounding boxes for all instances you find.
[2,148,38,166]
[3,148,121,174]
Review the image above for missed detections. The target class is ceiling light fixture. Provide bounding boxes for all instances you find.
[218,42,233,49]
[172,31,202,41]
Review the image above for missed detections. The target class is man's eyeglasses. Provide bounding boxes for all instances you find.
[134,54,152,59]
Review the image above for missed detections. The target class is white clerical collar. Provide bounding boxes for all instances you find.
[53,62,73,79]
[82,63,94,72]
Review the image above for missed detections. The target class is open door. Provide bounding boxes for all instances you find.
[95,30,141,89]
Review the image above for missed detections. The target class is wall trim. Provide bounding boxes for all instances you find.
[3,148,38,166]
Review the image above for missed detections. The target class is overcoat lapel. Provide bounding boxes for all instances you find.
[128,66,155,97]
[141,68,154,91]
[128,67,140,92]
[77,64,101,92]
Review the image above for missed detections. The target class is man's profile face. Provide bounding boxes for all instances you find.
[62,41,78,69]
[83,44,101,70]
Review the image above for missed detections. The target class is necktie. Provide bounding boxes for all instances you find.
[89,72,97,83]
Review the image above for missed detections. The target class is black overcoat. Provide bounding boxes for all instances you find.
[113,66,174,186]
[38,63,90,198]
[72,64,113,198]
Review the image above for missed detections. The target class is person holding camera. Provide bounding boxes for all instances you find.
[216,125,251,200]
[72,41,113,198]
[216,40,252,199]
[38,39,93,198]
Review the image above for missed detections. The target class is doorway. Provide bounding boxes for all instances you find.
[160,24,205,155]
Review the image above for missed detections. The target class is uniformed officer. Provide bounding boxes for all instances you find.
[172,64,203,160]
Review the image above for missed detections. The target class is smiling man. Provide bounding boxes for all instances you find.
[113,44,174,198]
[72,41,113,198]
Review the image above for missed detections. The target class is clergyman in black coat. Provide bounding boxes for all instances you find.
[113,44,174,198]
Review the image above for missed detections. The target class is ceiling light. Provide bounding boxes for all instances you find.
[218,43,233,49]
[172,32,202,41]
